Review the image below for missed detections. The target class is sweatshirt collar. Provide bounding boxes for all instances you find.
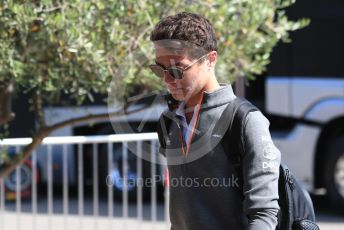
[165,83,236,112]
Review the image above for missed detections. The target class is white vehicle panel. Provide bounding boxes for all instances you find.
[266,78,291,116]
[44,104,166,136]
[266,77,344,118]
[271,124,321,191]
[305,98,344,123]
[291,78,344,118]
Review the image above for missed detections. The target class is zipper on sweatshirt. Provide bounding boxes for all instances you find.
[177,92,204,166]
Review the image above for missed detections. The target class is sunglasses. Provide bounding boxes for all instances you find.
[149,53,208,80]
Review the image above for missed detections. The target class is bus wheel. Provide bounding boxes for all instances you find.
[324,135,344,211]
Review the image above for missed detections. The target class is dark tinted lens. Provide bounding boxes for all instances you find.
[168,68,183,79]
[149,65,165,78]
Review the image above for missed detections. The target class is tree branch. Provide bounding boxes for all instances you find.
[32,89,46,128]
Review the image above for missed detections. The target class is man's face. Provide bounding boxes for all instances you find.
[154,46,209,102]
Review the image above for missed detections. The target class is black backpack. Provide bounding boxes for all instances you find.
[218,97,320,230]
[157,96,320,230]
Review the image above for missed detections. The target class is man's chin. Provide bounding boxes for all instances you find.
[170,92,185,101]
[169,90,186,101]
[168,88,193,102]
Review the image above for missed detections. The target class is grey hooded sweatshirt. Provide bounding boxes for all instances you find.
[157,84,281,230]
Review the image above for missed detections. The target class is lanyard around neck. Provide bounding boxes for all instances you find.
[179,92,204,156]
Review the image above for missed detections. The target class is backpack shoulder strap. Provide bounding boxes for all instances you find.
[220,97,259,178]
[157,110,173,156]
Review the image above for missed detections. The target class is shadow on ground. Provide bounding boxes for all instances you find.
[312,194,344,223]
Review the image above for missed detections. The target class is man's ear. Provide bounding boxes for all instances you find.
[207,51,217,68]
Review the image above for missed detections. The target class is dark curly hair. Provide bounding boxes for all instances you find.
[150,12,217,59]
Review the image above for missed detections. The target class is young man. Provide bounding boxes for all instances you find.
[150,12,281,230]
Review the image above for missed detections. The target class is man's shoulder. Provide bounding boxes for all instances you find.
[244,110,270,130]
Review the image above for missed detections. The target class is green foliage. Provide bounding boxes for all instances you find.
[183,0,309,82]
[0,0,309,107]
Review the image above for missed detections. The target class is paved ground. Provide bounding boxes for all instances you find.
[1,213,168,230]
[313,195,344,230]
[0,194,343,230]
[0,196,169,230]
